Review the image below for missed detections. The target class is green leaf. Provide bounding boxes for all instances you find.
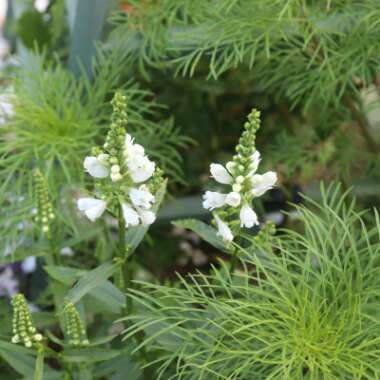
[45,265,124,313]
[64,262,119,305]
[0,340,35,376]
[125,180,167,251]
[61,348,121,363]
[88,335,117,347]
[173,218,227,252]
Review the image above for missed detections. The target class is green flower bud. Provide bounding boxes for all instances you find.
[11,294,43,347]
[64,302,89,348]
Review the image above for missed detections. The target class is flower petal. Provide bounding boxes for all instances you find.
[77,197,107,222]
[202,191,227,210]
[121,202,140,227]
[83,156,109,178]
[127,155,155,183]
[129,187,155,209]
[210,164,232,184]
[240,204,259,228]
[249,150,261,174]
[251,171,277,197]
[137,209,156,225]
[225,192,241,207]
[214,215,233,242]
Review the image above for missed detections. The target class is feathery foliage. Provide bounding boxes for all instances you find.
[0,46,189,261]
[122,184,380,379]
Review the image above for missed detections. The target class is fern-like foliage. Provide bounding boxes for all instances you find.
[122,184,380,379]
[112,1,380,110]
[0,47,189,261]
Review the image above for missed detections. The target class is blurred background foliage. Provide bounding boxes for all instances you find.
[1,0,380,281]
[1,0,380,376]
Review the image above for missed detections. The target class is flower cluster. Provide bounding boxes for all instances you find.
[77,91,162,228]
[64,302,89,347]
[11,294,43,348]
[34,169,55,234]
[202,109,277,242]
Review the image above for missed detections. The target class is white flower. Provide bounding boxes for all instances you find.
[251,171,277,197]
[210,164,232,184]
[226,161,236,174]
[129,187,155,209]
[214,215,233,243]
[77,198,107,222]
[121,202,140,227]
[125,134,145,156]
[0,268,18,297]
[202,191,227,210]
[127,155,155,183]
[249,151,261,174]
[21,256,37,273]
[137,209,156,225]
[60,247,74,257]
[83,156,109,178]
[225,192,241,207]
[240,204,259,228]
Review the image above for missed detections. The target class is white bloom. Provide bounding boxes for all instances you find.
[129,187,155,209]
[249,150,261,174]
[210,164,232,184]
[251,171,277,197]
[83,156,109,178]
[214,215,233,243]
[77,198,107,222]
[125,134,145,156]
[225,192,241,207]
[202,191,227,210]
[0,268,18,297]
[240,204,259,228]
[121,202,140,227]
[127,155,155,183]
[137,209,156,225]
[21,256,37,273]
[60,246,74,257]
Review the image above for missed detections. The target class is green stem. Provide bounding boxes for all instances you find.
[34,346,44,380]
[229,246,238,278]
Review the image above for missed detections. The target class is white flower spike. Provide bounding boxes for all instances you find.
[78,92,163,230]
[77,198,107,222]
[202,109,277,242]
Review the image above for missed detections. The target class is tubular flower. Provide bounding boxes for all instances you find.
[202,109,277,242]
[77,91,164,228]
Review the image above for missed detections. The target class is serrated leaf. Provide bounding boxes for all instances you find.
[61,348,121,363]
[125,180,167,252]
[64,262,118,305]
[173,218,227,252]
